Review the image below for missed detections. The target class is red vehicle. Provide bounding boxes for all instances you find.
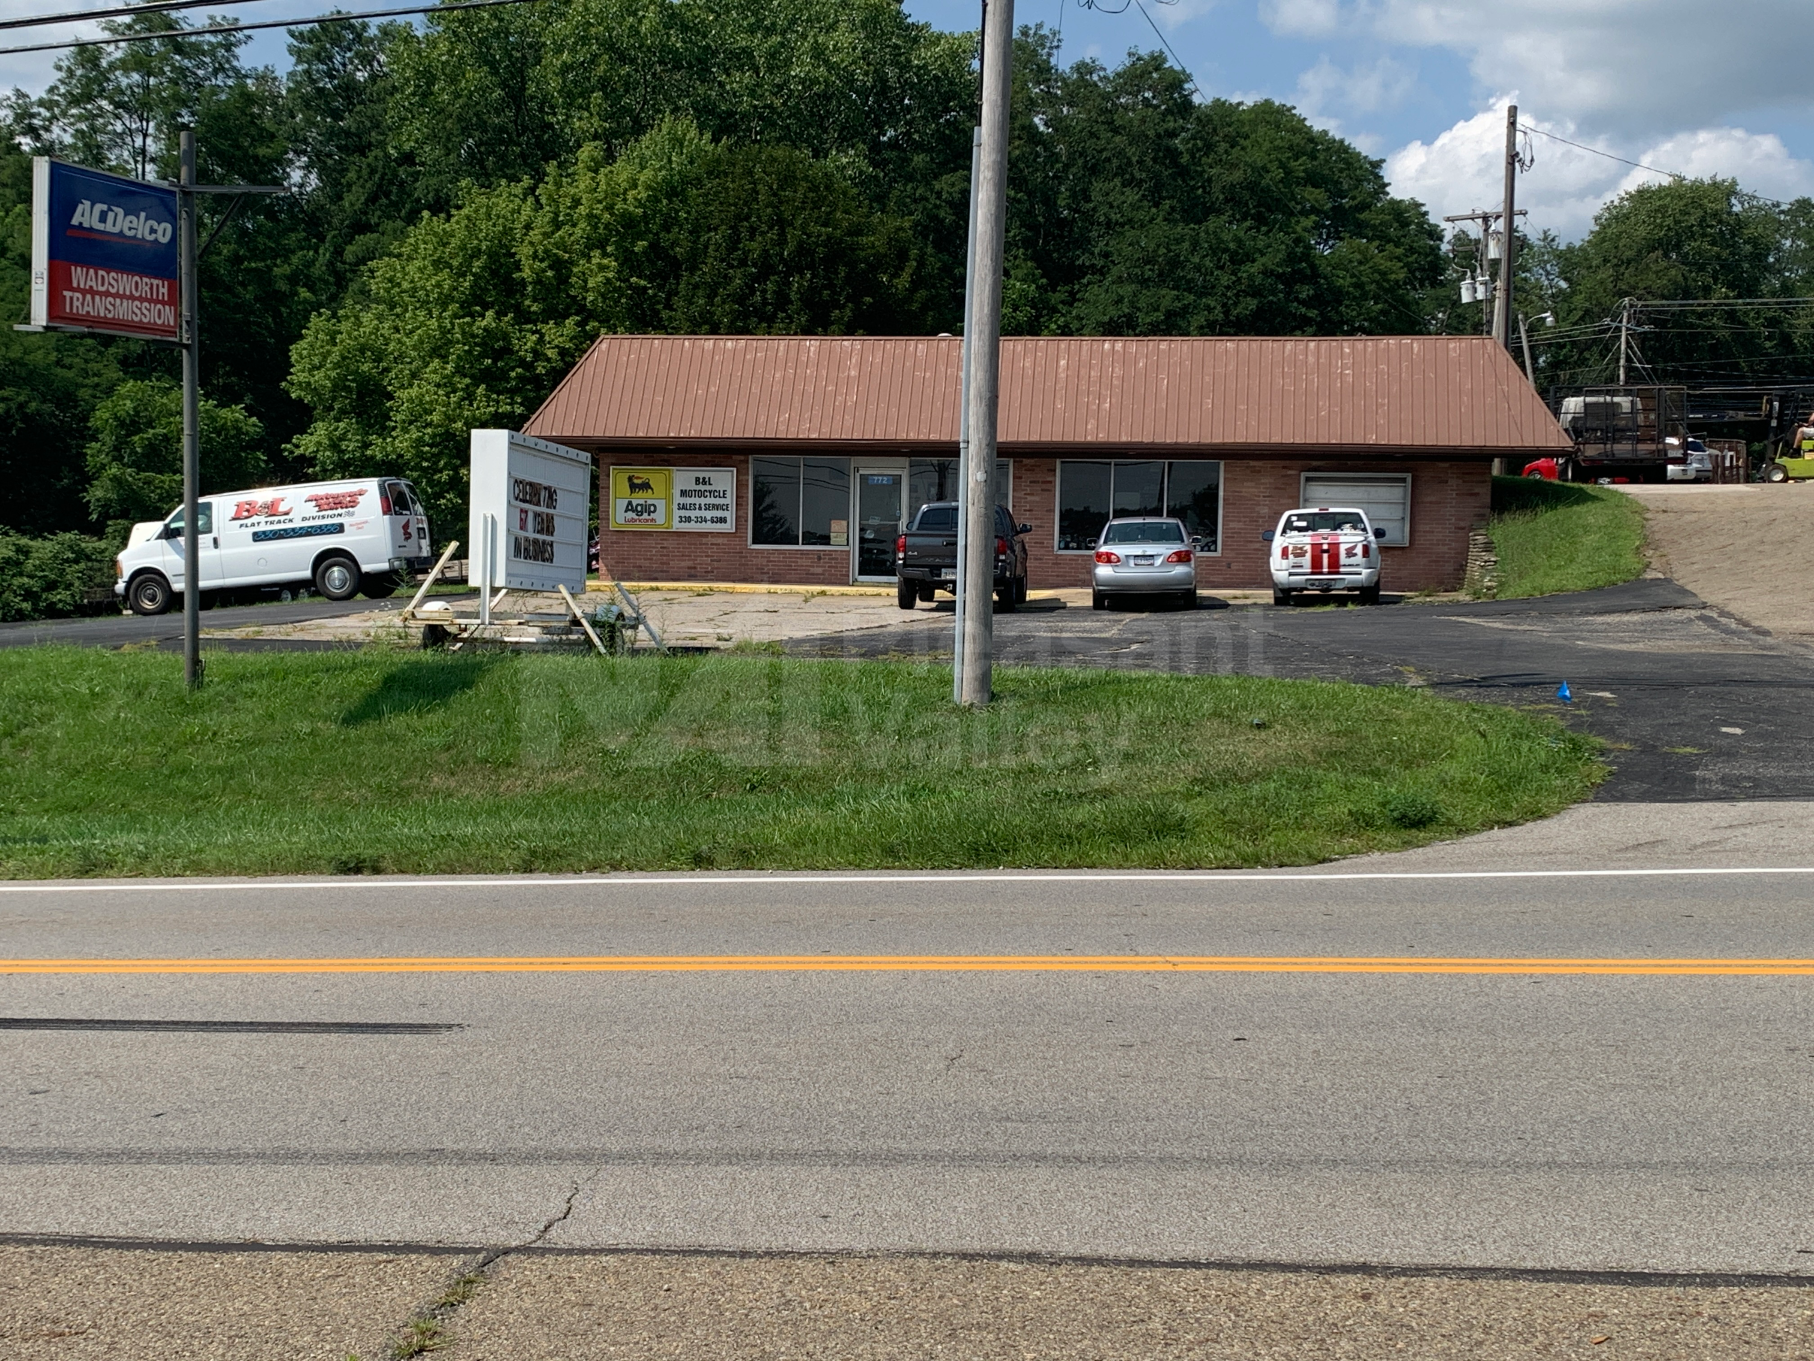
[1522,457,1559,480]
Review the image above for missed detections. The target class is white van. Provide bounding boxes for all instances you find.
[114,477,433,615]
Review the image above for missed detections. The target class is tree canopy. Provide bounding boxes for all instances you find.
[5,0,1808,543]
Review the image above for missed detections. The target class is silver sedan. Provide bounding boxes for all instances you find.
[1091,517,1198,609]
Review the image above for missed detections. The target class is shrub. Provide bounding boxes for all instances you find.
[0,533,117,621]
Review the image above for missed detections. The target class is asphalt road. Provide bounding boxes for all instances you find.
[5,867,1813,1275]
[798,579,1814,802]
[0,592,476,651]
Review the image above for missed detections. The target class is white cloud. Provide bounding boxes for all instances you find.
[1387,102,1814,239]
[1296,55,1413,120]
[1264,0,1814,138]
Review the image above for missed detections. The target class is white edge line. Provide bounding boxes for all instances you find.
[2,868,1814,892]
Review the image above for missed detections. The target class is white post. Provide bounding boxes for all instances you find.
[480,513,496,626]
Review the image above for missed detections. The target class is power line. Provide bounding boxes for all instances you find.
[1131,0,1201,99]
[1518,125,1683,182]
[0,0,542,54]
[0,0,277,33]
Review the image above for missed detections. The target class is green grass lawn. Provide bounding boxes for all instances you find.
[1484,475,1648,599]
[0,648,1603,877]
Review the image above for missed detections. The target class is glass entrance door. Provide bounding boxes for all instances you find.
[853,465,905,581]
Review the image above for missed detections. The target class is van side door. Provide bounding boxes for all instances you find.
[161,501,225,591]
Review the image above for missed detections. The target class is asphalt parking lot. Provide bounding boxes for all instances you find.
[792,578,1814,803]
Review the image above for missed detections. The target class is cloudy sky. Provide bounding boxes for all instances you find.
[905,0,1814,239]
[1,0,1808,240]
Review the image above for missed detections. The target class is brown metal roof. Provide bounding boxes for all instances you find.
[525,334,1571,455]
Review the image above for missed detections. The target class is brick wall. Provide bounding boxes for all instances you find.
[596,451,1492,593]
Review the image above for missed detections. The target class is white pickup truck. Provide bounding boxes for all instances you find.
[114,477,433,615]
[1263,506,1385,606]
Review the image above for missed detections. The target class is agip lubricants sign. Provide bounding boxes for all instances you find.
[611,466,735,531]
[30,158,180,342]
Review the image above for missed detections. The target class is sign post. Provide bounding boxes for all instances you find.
[179,131,200,690]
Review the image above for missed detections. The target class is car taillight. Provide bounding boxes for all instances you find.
[1361,542,1370,559]
[896,535,906,556]
[995,537,1007,556]
[1095,550,1121,564]
[1279,545,1289,560]
[1165,549,1192,563]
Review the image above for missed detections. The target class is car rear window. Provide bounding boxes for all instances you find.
[914,505,958,532]
[1283,511,1368,533]
[1101,520,1184,544]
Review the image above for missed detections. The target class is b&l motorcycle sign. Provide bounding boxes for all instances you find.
[30,158,181,342]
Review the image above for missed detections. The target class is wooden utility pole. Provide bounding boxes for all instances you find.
[952,124,981,705]
[958,0,1012,708]
[1492,104,1517,351]
[179,129,201,690]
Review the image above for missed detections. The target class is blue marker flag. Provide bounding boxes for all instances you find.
[1557,681,1572,703]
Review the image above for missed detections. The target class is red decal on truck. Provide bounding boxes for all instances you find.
[305,490,366,512]
[231,497,289,520]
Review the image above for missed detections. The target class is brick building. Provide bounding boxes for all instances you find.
[523,334,1570,593]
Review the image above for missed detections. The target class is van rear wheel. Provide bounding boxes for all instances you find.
[315,555,361,601]
[127,573,173,616]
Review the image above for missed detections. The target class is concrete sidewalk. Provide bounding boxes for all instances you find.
[6,1242,1808,1360]
[1346,799,1814,871]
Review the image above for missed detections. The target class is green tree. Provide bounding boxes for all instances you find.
[0,144,120,534]
[1002,37,1443,337]
[84,379,267,532]
[1548,178,1813,384]
[289,122,932,529]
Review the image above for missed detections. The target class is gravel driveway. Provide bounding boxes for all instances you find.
[1618,484,1814,642]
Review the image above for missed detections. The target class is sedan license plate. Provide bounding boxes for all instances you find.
[1131,555,1157,566]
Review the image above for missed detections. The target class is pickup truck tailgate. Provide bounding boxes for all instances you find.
[901,533,958,572]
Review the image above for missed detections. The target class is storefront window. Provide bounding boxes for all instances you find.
[1056,461,1111,550]
[752,456,851,547]
[1057,460,1221,551]
[1112,461,1163,518]
[802,457,850,545]
[1167,461,1221,551]
[908,459,1012,522]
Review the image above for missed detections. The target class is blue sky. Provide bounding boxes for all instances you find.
[4,0,1811,240]
[905,0,1814,239]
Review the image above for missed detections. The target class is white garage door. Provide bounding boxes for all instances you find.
[1300,474,1411,546]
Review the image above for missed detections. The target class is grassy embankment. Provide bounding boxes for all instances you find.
[0,648,1602,877]
[1484,475,1647,599]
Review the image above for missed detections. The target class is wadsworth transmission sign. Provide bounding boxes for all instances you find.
[30,158,180,341]
[469,430,593,593]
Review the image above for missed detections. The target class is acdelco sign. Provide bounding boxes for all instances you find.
[69,198,175,244]
[30,158,180,341]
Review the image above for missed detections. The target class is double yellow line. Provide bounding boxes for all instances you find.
[4,955,1813,976]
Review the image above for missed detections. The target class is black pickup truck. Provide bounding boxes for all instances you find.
[894,501,1031,610]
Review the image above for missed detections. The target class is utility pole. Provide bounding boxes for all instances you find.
[1518,312,1536,384]
[952,123,981,706]
[179,129,201,691]
[1492,103,1517,351]
[1618,298,1632,385]
[958,0,1012,708]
